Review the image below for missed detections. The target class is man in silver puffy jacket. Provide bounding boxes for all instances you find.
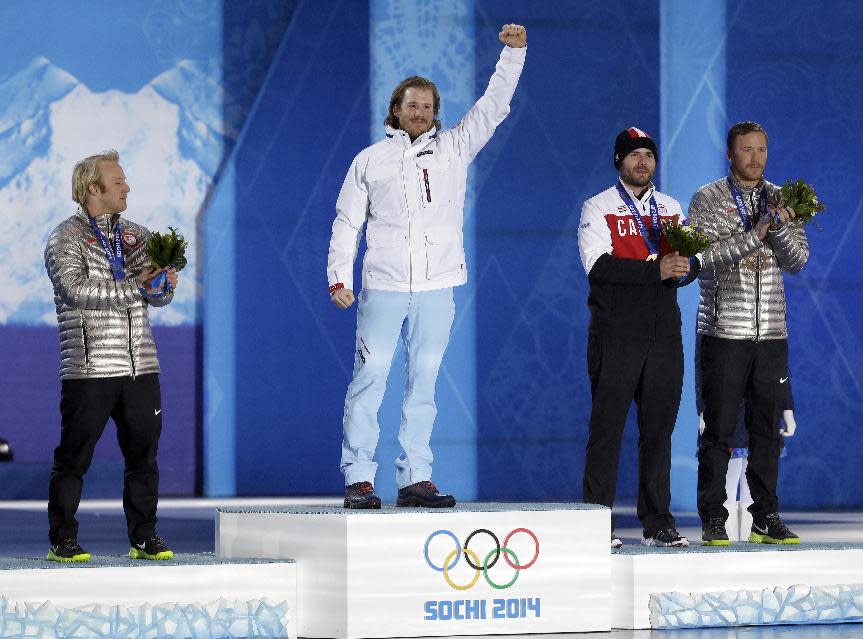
[328,24,526,509]
[689,122,808,546]
[43,150,178,562]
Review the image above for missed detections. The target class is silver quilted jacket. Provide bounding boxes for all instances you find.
[688,174,808,341]
[44,208,174,380]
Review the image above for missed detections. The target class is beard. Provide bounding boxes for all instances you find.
[621,166,653,188]
[739,164,764,182]
[401,119,432,139]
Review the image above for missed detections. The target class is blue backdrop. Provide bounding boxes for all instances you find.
[1,0,861,510]
[0,0,296,497]
[724,1,863,508]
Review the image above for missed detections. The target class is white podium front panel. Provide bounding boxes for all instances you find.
[0,554,297,639]
[612,544,863,630]
[217,503,610,639]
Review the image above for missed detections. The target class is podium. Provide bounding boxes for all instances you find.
[217,503,611,638]
[0,553,296,638]
[612,543,863,629]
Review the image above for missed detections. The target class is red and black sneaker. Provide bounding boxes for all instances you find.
[396,480,456,508]
[642,527,689,548]
[344,481,381,509]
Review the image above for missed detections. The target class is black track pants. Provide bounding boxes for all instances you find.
[583,333,683,537]
[697,336,787,523]
[48,374,163,545]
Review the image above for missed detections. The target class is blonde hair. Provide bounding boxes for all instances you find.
[72,150,120,205]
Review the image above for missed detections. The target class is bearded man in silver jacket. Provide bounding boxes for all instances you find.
[43,150,178,562]
[689,122,808,546]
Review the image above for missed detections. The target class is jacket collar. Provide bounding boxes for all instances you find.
[77,206,121,233]
[727,170,765,196]
[385,124,438,148]
[617,179,655,204]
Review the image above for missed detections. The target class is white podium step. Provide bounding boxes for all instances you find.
[612,543,863,630]
[217,503,610,639]
[0,553,296,638]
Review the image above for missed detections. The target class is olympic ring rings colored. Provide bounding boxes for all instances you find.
[463,528,500,570]
[483,547,519,589]
[424,528,539,590]
[503,527,540,569]
[424,529,460,572]
[443,547,482,590]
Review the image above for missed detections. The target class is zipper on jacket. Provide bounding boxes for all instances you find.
[751,190,761,342]
[81,318,90,366]
[127,308,136,379]
[401,157,413,288]
[754,257,761,341]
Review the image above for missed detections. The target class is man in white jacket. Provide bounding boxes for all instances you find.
[328,24,526,509]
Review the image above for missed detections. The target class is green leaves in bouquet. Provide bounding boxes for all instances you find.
[662,221,710,257]
[779,179,825,224]
[146,226,188,271]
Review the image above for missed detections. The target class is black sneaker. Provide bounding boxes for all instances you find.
[47,538,91,563]
[642,528,689,547]
[396,480,456,508]
[701,518,731,546]
[750,513,800,545]
[129,533,174,560]
[344,481,382,509]
[611,531,623,549]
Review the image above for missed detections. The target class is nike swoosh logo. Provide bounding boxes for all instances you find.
[780,377,789,384]
[753,524,768,534]
[134,542,146,549]
[154,409,162,415]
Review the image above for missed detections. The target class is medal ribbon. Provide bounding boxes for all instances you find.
[87,215,125,281]
[615,181,660,256]
[726,177,768,232]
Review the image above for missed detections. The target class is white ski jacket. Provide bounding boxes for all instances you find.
[327,45,526,293]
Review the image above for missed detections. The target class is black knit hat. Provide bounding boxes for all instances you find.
[614,127,658,169]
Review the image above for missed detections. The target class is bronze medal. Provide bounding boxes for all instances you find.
[743,249,766,272]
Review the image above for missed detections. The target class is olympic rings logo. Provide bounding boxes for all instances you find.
[423,528,539,590]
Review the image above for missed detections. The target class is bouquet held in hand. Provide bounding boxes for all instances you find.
[662,221,710,257]
[145,227,187,293]
[779,179,825,224]
[147,227,188,271]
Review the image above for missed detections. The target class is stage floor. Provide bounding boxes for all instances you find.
[2,498,863,639]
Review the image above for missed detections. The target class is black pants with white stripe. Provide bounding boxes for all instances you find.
[582,333,683,537]
[697,336,787,524]
[48,374,163,546]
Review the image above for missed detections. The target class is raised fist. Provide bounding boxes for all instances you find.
[499,24,526,48]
